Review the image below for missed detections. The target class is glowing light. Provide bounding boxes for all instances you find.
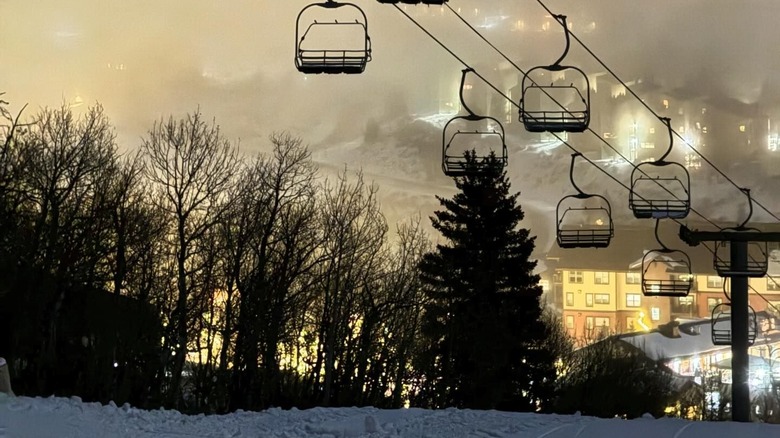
[637,311,651,331]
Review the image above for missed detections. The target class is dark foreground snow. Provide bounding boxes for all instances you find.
[1,394,779,437]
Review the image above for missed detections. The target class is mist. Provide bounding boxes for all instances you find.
[3,0,780,251]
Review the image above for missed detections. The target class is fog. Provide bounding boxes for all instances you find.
[3,0,780,251]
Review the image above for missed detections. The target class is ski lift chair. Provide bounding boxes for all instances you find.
[711,302,758,346]
[641,220,693,297]
[556,153,613,248]
[713,189,768,277]
[442,69,508,177]
[629,118,691,219]
[519,15,590,133]
[295,1,372,74]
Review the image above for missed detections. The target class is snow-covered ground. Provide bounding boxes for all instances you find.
[1,394,778,438]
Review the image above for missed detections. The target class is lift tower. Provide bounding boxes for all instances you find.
[679,189,779,422]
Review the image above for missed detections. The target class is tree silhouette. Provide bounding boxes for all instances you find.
[415,151,556,411]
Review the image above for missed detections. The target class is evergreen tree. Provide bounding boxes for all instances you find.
[414,151,556,411]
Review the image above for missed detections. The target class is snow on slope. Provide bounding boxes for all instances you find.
[310,111,780,256]
[1,394,779,438]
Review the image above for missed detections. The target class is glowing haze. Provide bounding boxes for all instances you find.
[3,0,780,247]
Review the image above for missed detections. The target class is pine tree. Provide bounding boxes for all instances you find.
[415,151,557,411]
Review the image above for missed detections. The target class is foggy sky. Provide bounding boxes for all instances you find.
[3,0,780,247]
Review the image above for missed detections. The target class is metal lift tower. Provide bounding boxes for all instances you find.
[679,195,780,422]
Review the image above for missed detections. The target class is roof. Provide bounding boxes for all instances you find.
[628,251,690,272]
[615,312,780,361]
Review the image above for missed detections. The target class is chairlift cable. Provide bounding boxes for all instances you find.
[443,4,717,228]
[402,4,780,313]
[533,0,780,223]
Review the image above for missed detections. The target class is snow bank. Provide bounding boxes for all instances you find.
[1,395,779,438]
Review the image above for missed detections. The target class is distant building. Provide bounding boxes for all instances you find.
[544,223,780,343]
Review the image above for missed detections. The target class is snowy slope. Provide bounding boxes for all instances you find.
[310,110,780,259]
[1,394,779,438]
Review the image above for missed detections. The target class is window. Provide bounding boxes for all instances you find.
[626,294,641,307]
[568,271,583,284]
[707,297,723,313]
[595,317,610,336]
[566,292,574,307]
[649,127,655,134]
[595,293,610,304]
[594,272,610,285]
[586,293,594,307]
[673,296,695,313]
[678,296,694,305]
[739,124,746,133]
[768,279,780,291]
[651,307,661,321]
[663,99,669,109]
[626,317,636,331]
[707,276,723,288]
[565,315,574,329]
[626,272,641,285]
[586,316,594,329]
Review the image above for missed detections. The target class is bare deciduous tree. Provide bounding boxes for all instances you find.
[141,110,241,406]
[228,132,319,410]
[308,168,387,406]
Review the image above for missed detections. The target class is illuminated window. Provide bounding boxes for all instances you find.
[702,107,707,114]
[651,307,661,321]
[594,272,610,285]
[739,125,746,132]
[663,99,669,109]
[586,293,594,307]
[568,271,583,284]
[595,293,610,304]
[566,292,574,306]
[595,317,610,335]
[626,272,641,284]
[649,127,655,134]
[707,297,722,312]
[626,294,641,307]
[702,126,708,134]
[676,296,694,311]
[641,142,655,149]
[707,276,723,288]
[565,315,574,329]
